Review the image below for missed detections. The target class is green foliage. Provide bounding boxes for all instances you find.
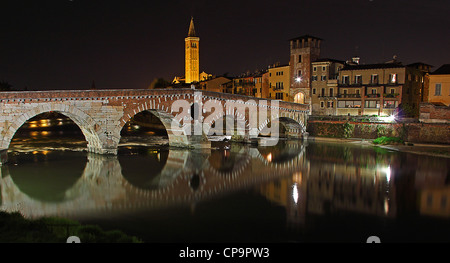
[343,122,355,138]
[0,212,142,243]
[373,136,404,145]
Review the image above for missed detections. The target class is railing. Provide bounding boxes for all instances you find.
[365,94,380,98]
[383,93,399,98]
[337,94,361,98]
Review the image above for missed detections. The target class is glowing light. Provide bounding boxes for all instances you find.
[266,153,272,163]
[41,131,49,136]
[295,77,302,82]
[378,114,396,122]
[29,124,38,128]
[292,183,299,204]
[384,198,389,214]
[382,165,391,183]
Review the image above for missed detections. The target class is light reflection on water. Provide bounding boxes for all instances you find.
[1,124,450,242]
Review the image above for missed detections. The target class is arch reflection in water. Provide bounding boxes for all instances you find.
[0,143,306,221]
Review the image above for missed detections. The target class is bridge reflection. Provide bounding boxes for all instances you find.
[0,142,306,220]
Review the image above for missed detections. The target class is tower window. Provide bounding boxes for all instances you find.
[298,55,302,63]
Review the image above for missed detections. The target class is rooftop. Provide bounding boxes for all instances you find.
[313,58,346,64]
[341,62,405,71]
[289,34,323,42]
[431,64,450,75]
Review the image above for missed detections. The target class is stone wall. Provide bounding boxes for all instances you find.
[307,120,450,144]
[419,102,450,123]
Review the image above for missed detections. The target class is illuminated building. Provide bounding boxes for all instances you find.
[427,64,450,106]
[185,17,200,84]
[289,35,322,106]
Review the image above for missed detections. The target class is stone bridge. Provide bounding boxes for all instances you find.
[0,142,307,219]
[0,89,309,164]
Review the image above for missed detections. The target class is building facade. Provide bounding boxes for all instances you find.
[310,59,345,115]
[335,61,427,117]
[428,64,450,106]
[289,35,322,106]
[268,64,290,102]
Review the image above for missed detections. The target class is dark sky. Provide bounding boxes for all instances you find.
[1,0,449,90]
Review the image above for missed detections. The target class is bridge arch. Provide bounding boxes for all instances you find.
[0,104,103,154]
[117,100,209,148]
[258,116,306,140]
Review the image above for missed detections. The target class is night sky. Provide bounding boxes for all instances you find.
[1,0,449,91]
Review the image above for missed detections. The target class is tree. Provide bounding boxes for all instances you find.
[148,78,170,89]
[0,80,13,91]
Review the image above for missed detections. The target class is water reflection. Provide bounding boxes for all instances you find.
[1,137,449,242]
[0,142,306,221]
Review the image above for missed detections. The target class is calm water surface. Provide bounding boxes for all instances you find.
[1,118,449,243]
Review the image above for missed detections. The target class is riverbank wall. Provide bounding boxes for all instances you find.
[306,119,450,144]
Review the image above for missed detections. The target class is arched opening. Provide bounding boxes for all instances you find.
[257,141,303,164]
[258,117,304,141]
[119,110,169,150]
[5,150,86,202]
[294,92,305,104]
[9,112,87,154]
[207,146,250,175]
[119,147,170,190]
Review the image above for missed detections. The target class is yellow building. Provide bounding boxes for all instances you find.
[185,17,200,84]
[428,64,450,106]
[268,64,290,102]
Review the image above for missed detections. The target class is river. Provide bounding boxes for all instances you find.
[1,116,449,243]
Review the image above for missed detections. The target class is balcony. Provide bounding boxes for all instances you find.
[365,94,381,98]
[337,94,361,98]
[383,93,400,98]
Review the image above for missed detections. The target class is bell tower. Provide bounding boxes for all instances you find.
[185,17,200,84]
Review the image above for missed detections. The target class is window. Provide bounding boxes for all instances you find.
[365,101,378,108]
[337,100,362,108]
[298,55,302,63]
[371,74,379,84]
[372,89,377,95]
[343,89,348,95]
[327,101,334,108]
[276,93,284,100]
[312,88,316,95]
[322,66,326,71]
[321,88,325,97]
[356,89,360,95]
[435,83,442,96]
[320,101,324,108]
[329,88,334,97]
[355,75,362,84]
[321,75,327,81]
[298,70,302,76]
[313,66,317,72]
[390,88,395,94]
[312,75,318,81]
[389,73,397,84]
[342,75,349,84]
